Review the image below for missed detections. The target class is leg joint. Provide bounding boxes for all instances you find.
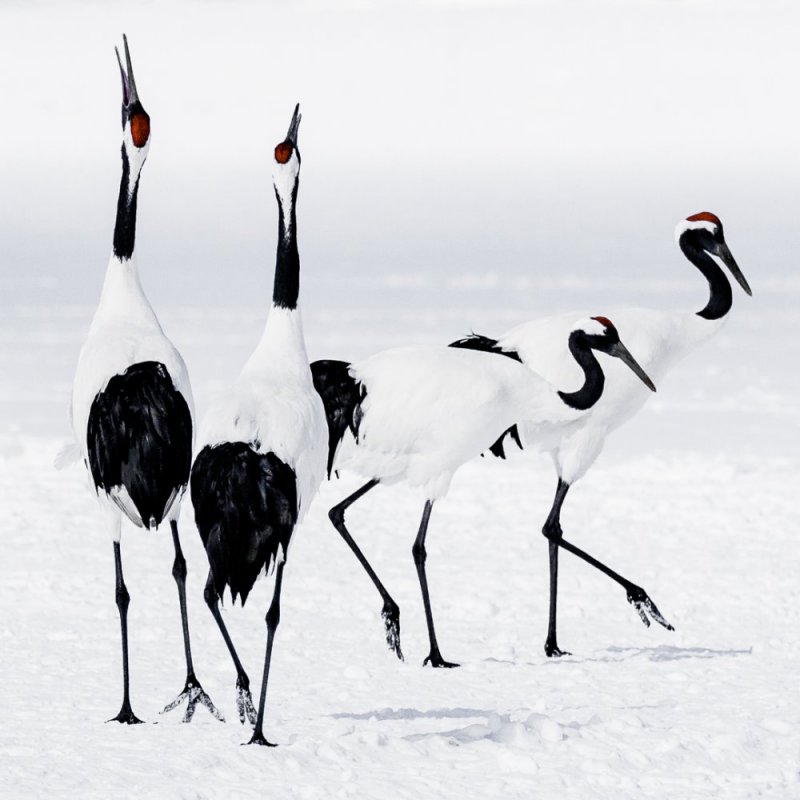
[328,504,344,528]
[542,519,562,541]
[115,581,130,612]
[203,581,218,609]
[412,540,427,564]
[172,550,187,583]
[266,600,281,631]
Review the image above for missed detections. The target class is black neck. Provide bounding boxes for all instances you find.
[272,180,300,309]
[680,234,732,321]
[557,332,605,411]
[112,145,141,261]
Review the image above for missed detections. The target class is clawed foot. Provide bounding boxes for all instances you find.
[244,731,278,747]
[626,585,675,631]
[236,675,258,726]
[161,675,225,723]
[381,599,404,661]
[544,640,572,658]
[107,703,144,725]
[423,650,459,668]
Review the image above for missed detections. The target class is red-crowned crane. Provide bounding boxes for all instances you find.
[68,36,221,723]
[312,317,654,666]
[190,106,327,746]
[449,212,751,656]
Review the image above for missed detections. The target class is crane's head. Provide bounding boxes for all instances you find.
[575,316,656,392]
[273,104,302,209]
[675,212,751,296]
[115,34,150,173]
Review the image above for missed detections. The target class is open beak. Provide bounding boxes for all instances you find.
[609,342,656,392]
[716,242,752,296]
[286,103,302,145]
[115,34,139,107]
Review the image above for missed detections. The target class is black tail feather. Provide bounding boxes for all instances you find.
[448,333,523,363]
[488,424,523,459]
[87,361,192,527]
[310,359,364,478]
[191,443,298,605]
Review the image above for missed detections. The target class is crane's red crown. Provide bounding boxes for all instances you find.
[275,141,294,164]
[686,211,721,227]
[131,112,150,148]
[591,315,616,331]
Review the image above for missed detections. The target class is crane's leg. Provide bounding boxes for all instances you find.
[413,500,458,668]
[109,541,143,724]
[204,570,257,725]
[541,479,571,657]
[329,479,404,660]
[161,521,224,722]
[247,561,286,746]
[541,479,674,649]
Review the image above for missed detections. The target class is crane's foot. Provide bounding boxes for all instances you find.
[236,675,258,726]
[244,731,278,747]
[161,674,225,723]
[544,639,572,658]
[423,649,459,668]
[626,585,675,631]
[381,599,404,661]
[107,702,144,725]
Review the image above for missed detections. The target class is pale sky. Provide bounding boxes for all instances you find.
[1,0,797,310]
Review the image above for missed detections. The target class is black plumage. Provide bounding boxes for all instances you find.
[310,359,365,478]
[191,443,298,605]
[448,333,523,363]
[87,360,192,528]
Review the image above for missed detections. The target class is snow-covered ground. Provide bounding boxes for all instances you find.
[2,429,799,798]
[2,299,798,799]
[2,1,800,798]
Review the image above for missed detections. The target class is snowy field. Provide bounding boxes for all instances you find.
[2,1,800,798]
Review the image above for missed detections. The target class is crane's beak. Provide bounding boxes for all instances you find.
[716,242,752,296]
[115,34,140,107]
[609,342,657,392]
[286,103,302,146]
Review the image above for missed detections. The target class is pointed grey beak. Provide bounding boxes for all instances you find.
[609,342,656,392]
[286,103,301,145]
[716,242,752,296]
[114,33,139,106]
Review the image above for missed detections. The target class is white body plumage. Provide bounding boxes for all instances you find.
[198,306,327,527]
[334,343,583,500]
[70,255,194,530]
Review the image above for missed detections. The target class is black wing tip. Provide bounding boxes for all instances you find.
[311,359,362,480]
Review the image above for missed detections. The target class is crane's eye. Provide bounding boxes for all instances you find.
[131,112,150,148]
[275,141,293,164]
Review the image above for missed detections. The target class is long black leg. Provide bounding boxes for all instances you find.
[204,571,257,725]
[542,479,674,639]
[541,479,571,657]
[108,541,143,724]
[413,500,458,668]
[247,561,286,747]
[328,479,403,660]
[161,522,224,722]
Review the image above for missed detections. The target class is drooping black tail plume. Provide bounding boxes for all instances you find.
[87,361,192,527]
[449,334,524,460]
[191,443,298,605]
[310,359,365,478]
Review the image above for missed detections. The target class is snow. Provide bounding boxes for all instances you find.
[3,0,800,797]
[2,433,799,798]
